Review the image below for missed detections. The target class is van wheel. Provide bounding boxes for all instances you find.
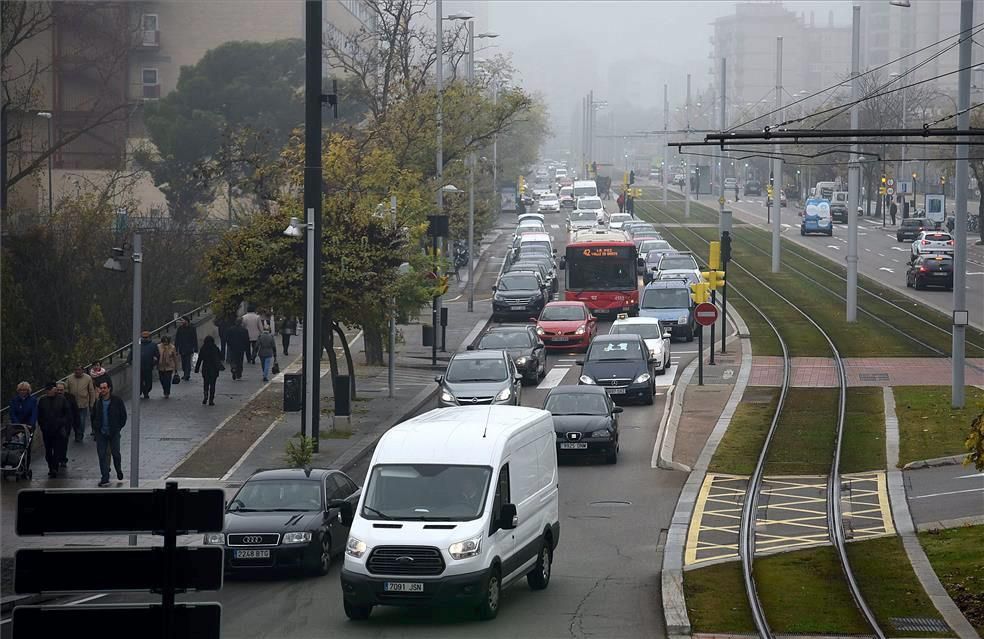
[478,567,501,620]
[527,540,553,590]
[344,599,372,621]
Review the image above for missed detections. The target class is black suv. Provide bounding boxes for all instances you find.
[897,217,934,242]
[906,255,953,291]
[492,270,548,321]
[576,334,657,405]
[744,180,762,196]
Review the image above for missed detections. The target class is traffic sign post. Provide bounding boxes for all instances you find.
[13,482,224,638]
[694,302,719,386]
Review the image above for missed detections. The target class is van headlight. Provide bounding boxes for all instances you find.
[203,533,225,545]
[495,387,512,401]
[440,389,456,403]
[579,374,596,384]
[678,315,688,324]
[448,536,482,560]
[515,356,529,366]
[282,531,312,544]
[346,536,368,558]
[634,372,652,384]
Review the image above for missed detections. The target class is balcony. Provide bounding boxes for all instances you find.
[138,29,159,48]
[142,83,160,100]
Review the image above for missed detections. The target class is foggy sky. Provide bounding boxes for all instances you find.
[487,1,854,142]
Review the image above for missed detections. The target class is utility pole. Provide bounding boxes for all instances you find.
[719,58,727,219]
[588,89,594,171]
[466,20,475,313]
[847,4,861,322]
[128,233,142,546]
[389,197,397,398]
[952,0,972,408]
[685,73,691,219]
[663,83,669,206]
[434,0,444,369]
[771,37,782,274]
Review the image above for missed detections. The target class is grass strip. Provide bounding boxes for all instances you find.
[846,535,955,637]
[726,297,783,356]
[895,386,984,466]
[766,388,838,475]
[709,387,780,476]
[683,561,755,633]
[841,387,887,473]
[919,525,984,635]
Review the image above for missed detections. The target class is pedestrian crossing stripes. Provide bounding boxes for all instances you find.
[537,366,571,390]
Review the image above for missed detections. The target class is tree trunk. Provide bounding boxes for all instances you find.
[363,323,385,366]
[321,313,339,391]
[334,322,357,400]
[978,196,983,244]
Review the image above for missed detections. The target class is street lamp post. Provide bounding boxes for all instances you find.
[37,112,53,217]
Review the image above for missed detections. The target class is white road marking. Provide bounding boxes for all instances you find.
[879,267,894,273]
[891,246,909,252]
[864,248,872,252]
[968,272,984,276]
[537,366,571,390]
[827,245,841,250]
[892,259,901,263]
[550,224,560,229]
[910,487,984,499]
[877,253,885,257]
[654,365,678,386]
[956,473,984,480]
[722,368,735,379]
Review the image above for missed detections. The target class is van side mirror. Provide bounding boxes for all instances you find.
[498,503,518,530]
[466,344,475,351]
[575,359,584,366]
[434,375,444,384]
[663,331,672,339]
[328,499,353,527]
[613,406,624,414]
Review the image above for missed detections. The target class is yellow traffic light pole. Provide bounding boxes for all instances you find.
[702,241,726,365]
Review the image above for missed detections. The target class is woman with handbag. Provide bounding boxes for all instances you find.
[156,336,180,399]
[195,335,223,406]
[279,316,298,356]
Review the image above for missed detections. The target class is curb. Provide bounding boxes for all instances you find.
[901,454,966,470]
[883,387,979,639]
[660,304,752,637]
[916,515,984,532]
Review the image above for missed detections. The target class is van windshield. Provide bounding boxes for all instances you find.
[362,464,492,521]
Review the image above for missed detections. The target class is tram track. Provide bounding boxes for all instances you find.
[646,203,886,638]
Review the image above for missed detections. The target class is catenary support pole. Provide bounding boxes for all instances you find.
[847,4,861,322]
[467,20,475,313]
[685,73,691,219]
[952,0,972,408]
[771,37,782,274]
[304,0,323,448]
[389,196,397,398]
[663,83,669,206]
[129,233,142,547]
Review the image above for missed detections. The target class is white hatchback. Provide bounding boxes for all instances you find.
[911,231,954,258]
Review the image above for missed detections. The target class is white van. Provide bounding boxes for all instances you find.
[573,179,598,198]
[340,406,560,621]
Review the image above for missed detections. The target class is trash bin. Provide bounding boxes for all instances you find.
[422,324,434,347]
[334,375,351,417]
[283,373,302,412]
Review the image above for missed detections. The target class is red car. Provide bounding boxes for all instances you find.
[536,301,597,351]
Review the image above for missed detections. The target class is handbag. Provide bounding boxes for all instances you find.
[172,373,181,384]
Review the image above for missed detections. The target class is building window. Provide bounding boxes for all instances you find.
[142,68,160,99]
[141,14,159,46]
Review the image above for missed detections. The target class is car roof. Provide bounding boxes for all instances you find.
[501,269,539,278]
[485,325,533,333]
[612,317,663,326]
[544,300,587,307]
[644,279,690,290]
[591,333,644,344]
[547,384,607,396]
[452,349,508,361]
[519,232,551,241]
[248,468,333,481]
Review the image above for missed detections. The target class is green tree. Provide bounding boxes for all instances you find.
[136,39,305,224]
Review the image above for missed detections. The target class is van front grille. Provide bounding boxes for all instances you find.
[366,545,445,576]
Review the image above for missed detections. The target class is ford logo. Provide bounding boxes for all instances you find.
[396,556,415,563]
[243,535,264,544]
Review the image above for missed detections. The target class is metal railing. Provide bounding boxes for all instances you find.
[1,301,213,421]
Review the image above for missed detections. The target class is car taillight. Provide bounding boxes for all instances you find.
[947,240,953,245]
[919,266,928,272]
[921,240,929,245]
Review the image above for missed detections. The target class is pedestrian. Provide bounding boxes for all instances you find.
[616,192,625,213]
[626,194,635,216]
[279,316,297,356]
[9,381,38,427]
[890,199,898,226]
[37,382,73,478]
[241,305,264,364]
[128,330,159,399]
[226,318,250,380]
[257,327,277,382]
[174,316,198,381]
[55,382,79,465]
[734,184,740,202]
[90,379,126,487]
[214,314,232,362]
[88,360,109,387]
[156,335,180,398]
[65,365,96,442]
[195,335,223,406]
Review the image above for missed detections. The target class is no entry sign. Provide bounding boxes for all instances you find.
[694,303,719,326]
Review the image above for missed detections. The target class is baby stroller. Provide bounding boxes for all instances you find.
[2,423,35,481]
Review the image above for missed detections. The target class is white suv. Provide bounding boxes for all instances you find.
[911,231,954,258]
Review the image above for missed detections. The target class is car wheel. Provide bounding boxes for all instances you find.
[914,278,924,290]
[538,359,546,381]
[477,567,501,620]
[344,599,373,621]
[800,227,806,236]
[313,532,331,576]
[644,386,655,406]
[685,327,694,343]
[906,276,912,288]
[605,441,619,464]
[527,539,553,590]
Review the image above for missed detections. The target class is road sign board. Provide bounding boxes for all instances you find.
[694,302,719,326]
[886,187,895,196]
[17,488,225,536]
[886,177,896,187]
[718,195,725,205]
[15,547,224,593]
[13,603,222,638]
[899,180,912,194]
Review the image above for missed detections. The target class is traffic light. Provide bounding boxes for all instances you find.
[708,241,721,270]
[881,175,887,185]
[518,176,525,192]
[721,231,732,264]
[689,281,710,304]
[629,170,635,185]
[702,270,725,289]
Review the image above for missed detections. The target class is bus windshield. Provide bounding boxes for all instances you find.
[567,246,636,290]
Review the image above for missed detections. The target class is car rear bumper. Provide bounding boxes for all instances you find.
[341,567,492,608]
[915,275,953,288]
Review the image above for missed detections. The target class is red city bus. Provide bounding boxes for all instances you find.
[559,229,639,315]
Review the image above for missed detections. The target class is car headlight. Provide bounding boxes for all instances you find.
[346,536,368,558]
[448,535,482,560]
[496,387,512,401]
[203,533,225,545]
[494,293,505,301]
[535,325,545,335]
[282,531,313,544]
[678,315,689,324]
[579,374,596,385]
[590,429,612,439]
[634,372,652,384]
[515,356,529,366]
[575,324,586,335]
[440,389,456,403]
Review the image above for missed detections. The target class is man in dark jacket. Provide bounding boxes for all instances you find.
[225,319,251,381]
[37,382,74,477]
[56,382,80,466]
[174,316,199,381]
[128,330,159,398]
[90,379,127,487]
